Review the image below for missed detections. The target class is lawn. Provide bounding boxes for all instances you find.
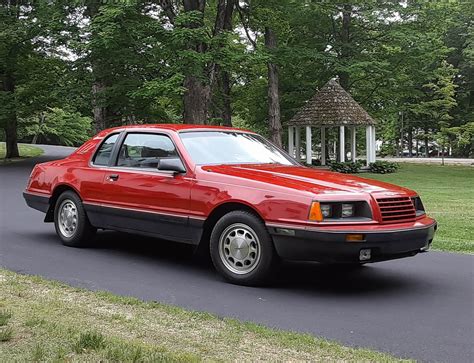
[362,163,474,254]
[0,269,407,362]
[0,142,43,160]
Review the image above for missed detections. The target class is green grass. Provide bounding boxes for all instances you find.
[362,163,474,254]
[0,142,43,160]
[0,268,408,362]
[0,310,12,326]
[0,327,13,342]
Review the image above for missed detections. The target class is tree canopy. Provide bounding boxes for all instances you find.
[1,0,472,158]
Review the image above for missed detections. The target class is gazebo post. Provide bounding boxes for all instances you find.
[366,126,371,166]
[339,126,345,162]
[305,126,312,164]
[295,127,301,161]
[288,126,294,157]
[351,126,356,162]
[320,127,326,166]
[371,125,376,162]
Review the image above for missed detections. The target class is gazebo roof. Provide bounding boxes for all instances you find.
[287,79,376,127]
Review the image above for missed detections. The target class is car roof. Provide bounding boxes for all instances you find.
[101,123,254,135]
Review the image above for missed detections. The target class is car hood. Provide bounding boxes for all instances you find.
[200,164,414,197]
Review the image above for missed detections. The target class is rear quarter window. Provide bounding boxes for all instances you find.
[92,133,119,166]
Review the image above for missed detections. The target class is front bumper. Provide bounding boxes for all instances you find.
[267,219,437,263]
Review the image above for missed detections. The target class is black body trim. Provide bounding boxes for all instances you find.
[23,192,50,213]
[83,203,204,245]
[268,222,437,263]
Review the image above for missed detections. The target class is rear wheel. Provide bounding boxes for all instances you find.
[210,211,278,286]
[54,190,96,247]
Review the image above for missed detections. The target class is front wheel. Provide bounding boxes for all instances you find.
[54,190,96,247]
[210,211,278,286]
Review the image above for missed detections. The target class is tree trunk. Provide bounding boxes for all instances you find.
[265,27,282,147]
[183,76,210,124]
[407,127,413,157]
[2,73,19,159]
[424,134,429,158]
[220,71,232,126]
[87,2,108,133]
[5,117,19,159]
[339,4,352,90]
[92,81,107,133]
[395,136,400,158]
[399,111,404,157]
[182,0,209,124]
[213,0,234,126]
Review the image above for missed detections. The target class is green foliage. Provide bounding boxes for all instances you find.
[20,108,92,146]
[437,122,474,157]
[0,0,472,156]
[329,161,361,174]
[369,161,400,174]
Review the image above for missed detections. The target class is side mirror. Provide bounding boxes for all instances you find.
[157,158,186,174]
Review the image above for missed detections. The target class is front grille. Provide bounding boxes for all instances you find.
[376,197,416,224]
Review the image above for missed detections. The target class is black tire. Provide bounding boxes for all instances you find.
[210,210,278,286]
[54,190,96,247]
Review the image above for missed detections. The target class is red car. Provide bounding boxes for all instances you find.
[24,124,437,285]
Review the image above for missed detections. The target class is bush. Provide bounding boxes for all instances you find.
[369,160,399,174]
[329,161,361,173]
[19,107,92,146]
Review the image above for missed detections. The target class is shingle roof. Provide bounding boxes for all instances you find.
[287,79,376,126]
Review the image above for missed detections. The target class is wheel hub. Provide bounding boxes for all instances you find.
[229,237,250,260]
[219,223,261,275]
[58,200,78,238]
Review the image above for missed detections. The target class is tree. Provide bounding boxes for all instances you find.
[0,0,68,158]
[236,0,292,146]
[154,0,240,125]
[264,27,282,146]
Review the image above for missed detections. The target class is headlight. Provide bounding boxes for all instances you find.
[309,201,372,221]
[341,203,355,218]
[320,204,332,218]
[411,196,425,216]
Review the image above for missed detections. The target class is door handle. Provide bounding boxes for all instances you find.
[107,174,119,181]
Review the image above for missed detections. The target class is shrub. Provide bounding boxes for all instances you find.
[369,160,399,174]
[329,161,361,173]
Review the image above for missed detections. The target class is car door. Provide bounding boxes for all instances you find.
[81,132,122,227]
[99,131,197,244]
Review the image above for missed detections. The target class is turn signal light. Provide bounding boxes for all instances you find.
[346,234,365,242]
[309,202,323,221]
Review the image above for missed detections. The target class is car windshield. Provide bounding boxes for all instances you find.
[180,131,296,166]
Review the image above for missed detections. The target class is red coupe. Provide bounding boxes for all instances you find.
[24,124,437,285]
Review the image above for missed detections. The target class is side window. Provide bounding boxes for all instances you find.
[117,133,178,169]
[93,134,119,166]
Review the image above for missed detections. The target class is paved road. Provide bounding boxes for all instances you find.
[1,145,473,363]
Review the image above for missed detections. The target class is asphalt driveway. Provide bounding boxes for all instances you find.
[0,145,472,362]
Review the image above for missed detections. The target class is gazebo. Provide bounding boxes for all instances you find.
[286,78,376,166]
